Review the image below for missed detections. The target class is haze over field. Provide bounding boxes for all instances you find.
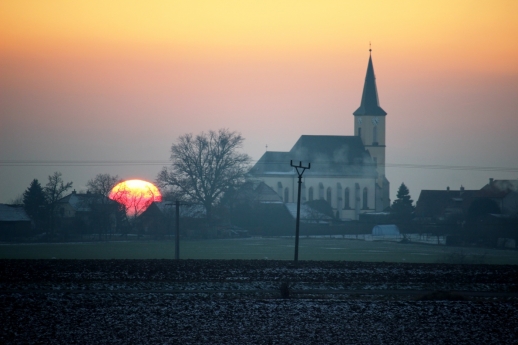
[1,0,518,202]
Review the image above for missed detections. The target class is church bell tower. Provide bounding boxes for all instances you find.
[353,49,390,210]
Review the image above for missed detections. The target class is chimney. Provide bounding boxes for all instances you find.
[489,178,494,184]
[460,185,464,191]
[446,186,450,191]
[72,190,76,194]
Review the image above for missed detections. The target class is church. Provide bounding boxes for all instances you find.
[249,51,390,220]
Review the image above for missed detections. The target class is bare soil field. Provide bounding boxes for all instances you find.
[1,260,518,344]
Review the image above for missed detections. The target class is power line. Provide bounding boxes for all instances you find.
[0,160,170,167]
[0,159,517,173]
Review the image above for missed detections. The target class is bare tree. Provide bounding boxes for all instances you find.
[86,173,121,199]
[109,182,156,219]
[157,129,251,222]
[10,194,24,205]
[44,172,73,236]
[84,174,121,240]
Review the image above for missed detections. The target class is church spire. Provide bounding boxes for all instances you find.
[353,50,387,116]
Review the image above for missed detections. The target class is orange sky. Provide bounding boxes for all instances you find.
[1,0,518,203]
[2,1,517,67]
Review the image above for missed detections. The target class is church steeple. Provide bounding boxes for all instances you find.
[353,51,387,116]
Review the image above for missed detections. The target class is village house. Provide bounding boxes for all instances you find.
[55,190,118,235]
[0,204,32,239]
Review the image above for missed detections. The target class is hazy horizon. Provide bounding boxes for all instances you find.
[1,0,518,203]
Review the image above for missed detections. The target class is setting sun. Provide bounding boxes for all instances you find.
[109,179,162,216]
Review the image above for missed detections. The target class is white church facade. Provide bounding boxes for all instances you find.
[249,51,390,220]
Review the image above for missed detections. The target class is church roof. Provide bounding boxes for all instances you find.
[250,135,377,178]
[353,53,387,116]
[249,151,293,175]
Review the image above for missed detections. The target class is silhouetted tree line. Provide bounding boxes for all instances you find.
[9,130,517,245]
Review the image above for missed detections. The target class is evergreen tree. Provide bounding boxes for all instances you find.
[23,179,47,229]
[391,183,415,219]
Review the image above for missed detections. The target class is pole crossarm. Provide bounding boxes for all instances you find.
[290,160,311,176]
[290,160,310,263]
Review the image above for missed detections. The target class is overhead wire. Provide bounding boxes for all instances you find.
[1,159,517,173]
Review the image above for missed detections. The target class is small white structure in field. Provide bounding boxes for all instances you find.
[372,224,400,236]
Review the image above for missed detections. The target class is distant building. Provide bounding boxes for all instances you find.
[55,190,118,234]
[415,179,518,223]
[480,179,518,216]
[249,51,390,220]
[414,187,479,223]
[0,204,32,238]
[233,180,284,205]
[139,201,206,236]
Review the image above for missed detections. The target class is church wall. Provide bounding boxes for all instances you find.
[354,116,385,147]
[257,175,377,220]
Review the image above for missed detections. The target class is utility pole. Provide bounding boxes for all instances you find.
[175,200,180,260]
[290,160,310,262]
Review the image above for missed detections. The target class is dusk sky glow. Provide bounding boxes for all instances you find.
[1,0,517,203]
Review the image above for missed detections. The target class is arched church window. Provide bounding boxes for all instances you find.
[363,187,368,209]
[301,183,306,202]
[277,182,283,197]
[326,187,332,205]
[373,126,378,145]
[344,188,350,209]
[336,183,343,210]
[284,187,289,203]
[355,183,361,210]
[308,187,314,201]
[358,127,362,138]
[319,183,324,200]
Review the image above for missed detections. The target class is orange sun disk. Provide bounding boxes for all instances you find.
[109,179,162,216]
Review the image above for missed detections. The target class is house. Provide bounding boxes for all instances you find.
[0,204,32,238]
[415,179,518,223]
[480,179,518,216]
[229,181,338,236]
[249,51,390,220]
[232,180,284,205]
[138,201,206,236]
[414,187,480,223]
[415,180,518,247]
[55,191,118,234]
[229,181,290,235]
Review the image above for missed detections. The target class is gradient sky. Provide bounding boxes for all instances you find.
[1,0,518,204]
